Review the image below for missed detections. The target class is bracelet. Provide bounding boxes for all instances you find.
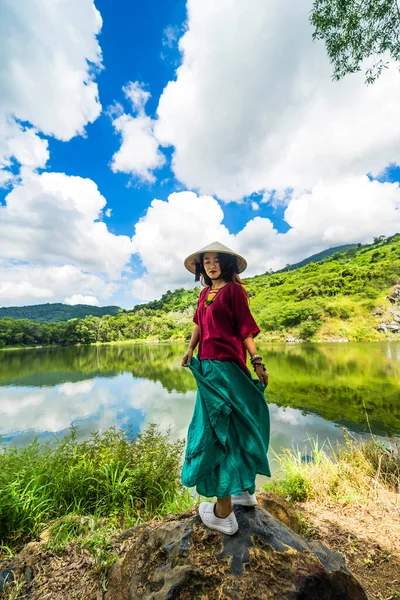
[250,354,262,364]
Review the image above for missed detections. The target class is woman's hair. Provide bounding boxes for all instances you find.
[195,252,247,288]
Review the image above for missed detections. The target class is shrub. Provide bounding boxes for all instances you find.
[296,284,319,300]
[0,425,189,546]
[298,320,322,340]
[324,301,353,319]
[353,325,374,341]
[280,302,323,328]
[359,286,380,299]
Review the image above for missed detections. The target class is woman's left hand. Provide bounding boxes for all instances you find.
[255,363,269,387]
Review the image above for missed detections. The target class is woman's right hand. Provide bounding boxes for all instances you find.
[181,346,194,367]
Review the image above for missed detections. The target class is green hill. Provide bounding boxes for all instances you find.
[1,234,399,347]
[0,303,122,323]
[126,233,400,343]
[274,243,358,273]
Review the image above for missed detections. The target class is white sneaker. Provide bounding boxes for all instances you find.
[231,491,258,506]
[198,502,239,535]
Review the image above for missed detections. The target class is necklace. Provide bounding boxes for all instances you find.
[204,282,227,307]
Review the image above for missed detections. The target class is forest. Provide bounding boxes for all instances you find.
[0,233,399,348]
[0,302,121,323]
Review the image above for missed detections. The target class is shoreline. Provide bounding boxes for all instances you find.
[1,334,398,352]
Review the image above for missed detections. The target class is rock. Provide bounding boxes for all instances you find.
[387,286,400,303]
[0,568,14,592]
[388,322,400,332]
[255,492,300,534]
[105,505,367,600]
[377,323,388,332]
[23,565,32,584]
[286,335,302,343]
[0,558,33,593]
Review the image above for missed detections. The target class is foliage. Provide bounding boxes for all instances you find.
[0,303,121,323]
[310,0,400,84]
[264,433,400,504]
[130,287,199,314]
[0,425,191,548]
[298,319,322,341]
[1,233,400,348]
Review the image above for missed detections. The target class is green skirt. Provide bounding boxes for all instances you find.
[181,356,271,498]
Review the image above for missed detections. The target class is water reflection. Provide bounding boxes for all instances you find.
[0,342,399,457]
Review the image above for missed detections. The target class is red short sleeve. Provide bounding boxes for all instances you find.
[193,288,205,325]
[230,283,260,340]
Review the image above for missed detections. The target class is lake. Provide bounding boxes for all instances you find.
[1,342,399,476]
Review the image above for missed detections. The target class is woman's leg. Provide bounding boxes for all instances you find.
[215,495,233,518]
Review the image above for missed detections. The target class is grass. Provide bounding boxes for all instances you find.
[264,431,400,505]
[0,424,195,551]
[2,420,399,595]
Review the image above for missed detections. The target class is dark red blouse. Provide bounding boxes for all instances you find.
[193,281,260,374]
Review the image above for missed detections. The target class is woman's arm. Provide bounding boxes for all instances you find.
[243,335,269,387]
[243,335,258,358]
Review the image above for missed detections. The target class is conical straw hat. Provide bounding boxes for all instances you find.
[184,241,247,274]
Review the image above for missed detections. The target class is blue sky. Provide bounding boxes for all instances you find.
[1,0,399,308]
[48,0,291,239]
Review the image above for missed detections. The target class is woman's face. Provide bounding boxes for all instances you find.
[203,252,222,281]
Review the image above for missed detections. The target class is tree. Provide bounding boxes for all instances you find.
[310,0,400,84]
[373,235,386,243]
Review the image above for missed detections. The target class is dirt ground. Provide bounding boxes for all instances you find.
[296,493,400,600]
[2,497,400,600]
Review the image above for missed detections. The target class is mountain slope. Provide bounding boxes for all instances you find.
[274,244,358,273]
[1,234,399,346]
[128,233,400,343]
[0,303,122,323]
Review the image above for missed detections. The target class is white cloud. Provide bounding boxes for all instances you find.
[0,121,50,186]
[65,295,100,306]
[283,176,400,250]
[111,82,165,183]
[251,202,259,211]
[162,25,180,49]
[0,279,54,303]
[128,379,196,441]
[0,0,102,183]
[123,81,151,113]
[58,380,95,397]
[0,263,118,307]
[0,381,115,437]
[0,172,134,278]
[130,191,236,300]
[130,180,400,300]
[155,0,400,201]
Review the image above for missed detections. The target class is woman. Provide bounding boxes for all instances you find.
[181,241,271,535]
